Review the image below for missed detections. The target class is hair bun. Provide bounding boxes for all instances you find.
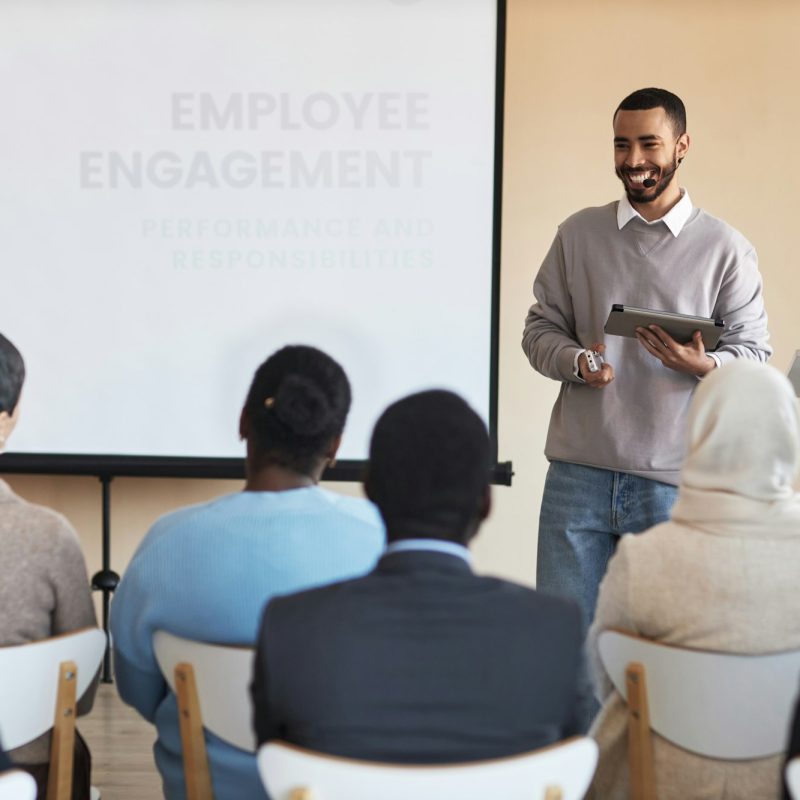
[271,374,331,437]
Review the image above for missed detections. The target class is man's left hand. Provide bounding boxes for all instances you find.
[635,325,716,377]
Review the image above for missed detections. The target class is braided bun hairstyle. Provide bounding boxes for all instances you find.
[243,345,351,475]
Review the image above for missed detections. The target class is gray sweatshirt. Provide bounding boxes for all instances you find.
[0,479,97,765]
[522,200,771,485]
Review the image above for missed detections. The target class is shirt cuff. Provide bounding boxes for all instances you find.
[696,352,721,380]
[573,349,585,382]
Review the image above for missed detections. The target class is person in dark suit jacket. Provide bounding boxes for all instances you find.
[251,389,586,763]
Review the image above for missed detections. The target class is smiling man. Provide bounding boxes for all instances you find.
[521,88,771,726]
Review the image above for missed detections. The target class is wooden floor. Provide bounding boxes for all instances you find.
[79,683,163,799]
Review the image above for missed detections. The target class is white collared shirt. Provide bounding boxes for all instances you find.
[617,188,693,237]
[573,188,719,375]
[384,538,472,566]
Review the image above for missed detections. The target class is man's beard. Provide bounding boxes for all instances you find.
[616,152,679,204]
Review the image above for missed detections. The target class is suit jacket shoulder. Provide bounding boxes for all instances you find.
[253,553,586,762]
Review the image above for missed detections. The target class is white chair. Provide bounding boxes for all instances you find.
[0,770,37,800]
[258,737,598,800]
[0,627,105,800]
[152,631,255,800]
[598,629,800,800]
[787,757,800,800]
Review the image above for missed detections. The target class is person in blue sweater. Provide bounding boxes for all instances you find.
[111,345,385,800]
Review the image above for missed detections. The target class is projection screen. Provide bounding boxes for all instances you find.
[0,0,508,480]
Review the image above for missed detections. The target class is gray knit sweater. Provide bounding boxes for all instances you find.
[522,200,771,485]
[0,478,97,764]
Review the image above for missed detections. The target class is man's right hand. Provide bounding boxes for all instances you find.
[578,343,614,388]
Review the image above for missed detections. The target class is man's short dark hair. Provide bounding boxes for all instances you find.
[365,390,491,545]
[0,333,25,414]
[615,87,687,136]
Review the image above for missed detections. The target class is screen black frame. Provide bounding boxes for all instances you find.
[0,0,512,487]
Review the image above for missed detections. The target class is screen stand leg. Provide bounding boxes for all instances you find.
[91,475,120,683]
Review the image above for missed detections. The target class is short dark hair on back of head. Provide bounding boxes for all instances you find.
[365,390,491,544]
[0,333,25,415]
[615,87,687,136]
[243,345,351,475]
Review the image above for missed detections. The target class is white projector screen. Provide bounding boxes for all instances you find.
[0,0,506,479]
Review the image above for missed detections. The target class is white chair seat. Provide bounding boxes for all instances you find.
[787,757,800,800]
[0,628,105,800]
[258,737,598,800]
[153,631,255,752]
[598,630,800,759]
[0,628,105,749]
[0,770,37,800]
[153,631,255,800]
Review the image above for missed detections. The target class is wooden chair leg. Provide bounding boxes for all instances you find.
[626,662,656,800]
[47,661,78,800]
[544,786,563,800]
[289,789,315,800]
[174,663,213,800]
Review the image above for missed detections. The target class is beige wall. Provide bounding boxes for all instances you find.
[4,0,799,601]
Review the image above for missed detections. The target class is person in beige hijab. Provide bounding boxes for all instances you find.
[587,359,800,799]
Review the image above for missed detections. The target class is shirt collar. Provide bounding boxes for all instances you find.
[384,538,472,565]
[617,189,693,237]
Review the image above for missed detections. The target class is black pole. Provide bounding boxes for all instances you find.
[91,475,120,683]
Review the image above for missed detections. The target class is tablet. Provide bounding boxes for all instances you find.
[788,351,800,397]
[604,304,725,349]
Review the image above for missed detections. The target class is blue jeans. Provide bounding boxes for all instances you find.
[537,461,678,732]
[537,461,678,631]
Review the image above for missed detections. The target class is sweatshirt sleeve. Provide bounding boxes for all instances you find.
[49,516,100,715]
[50,517,97,637]
[711,246,772,365]
[110,544,168,723]
[521,230,585,382]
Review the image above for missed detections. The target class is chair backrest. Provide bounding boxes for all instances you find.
[0,770,37,800]
[152,631,256,752]
[0,628,106,750]
[258,737,598,800]
[598,630,800,759]
[787,757,800,800]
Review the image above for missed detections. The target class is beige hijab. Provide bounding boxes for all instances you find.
[670,360,800,534]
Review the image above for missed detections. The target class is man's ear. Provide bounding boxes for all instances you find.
[478,485,492,522]
[676,132,690,162]
[0,409,14,450]
[326,434,342,462]
[363,468,374,502]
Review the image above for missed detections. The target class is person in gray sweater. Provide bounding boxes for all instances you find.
[0,332,98,799]
[521,88,771,718]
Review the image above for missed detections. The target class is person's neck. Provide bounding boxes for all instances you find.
[244,463,319,492]
[630,181,682,222]
[385,522,473,545]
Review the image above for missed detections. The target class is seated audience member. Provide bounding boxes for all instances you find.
[111,345,384,800]
[587,361,800,800]
[0,333,98,799]
[251,389,586,762]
